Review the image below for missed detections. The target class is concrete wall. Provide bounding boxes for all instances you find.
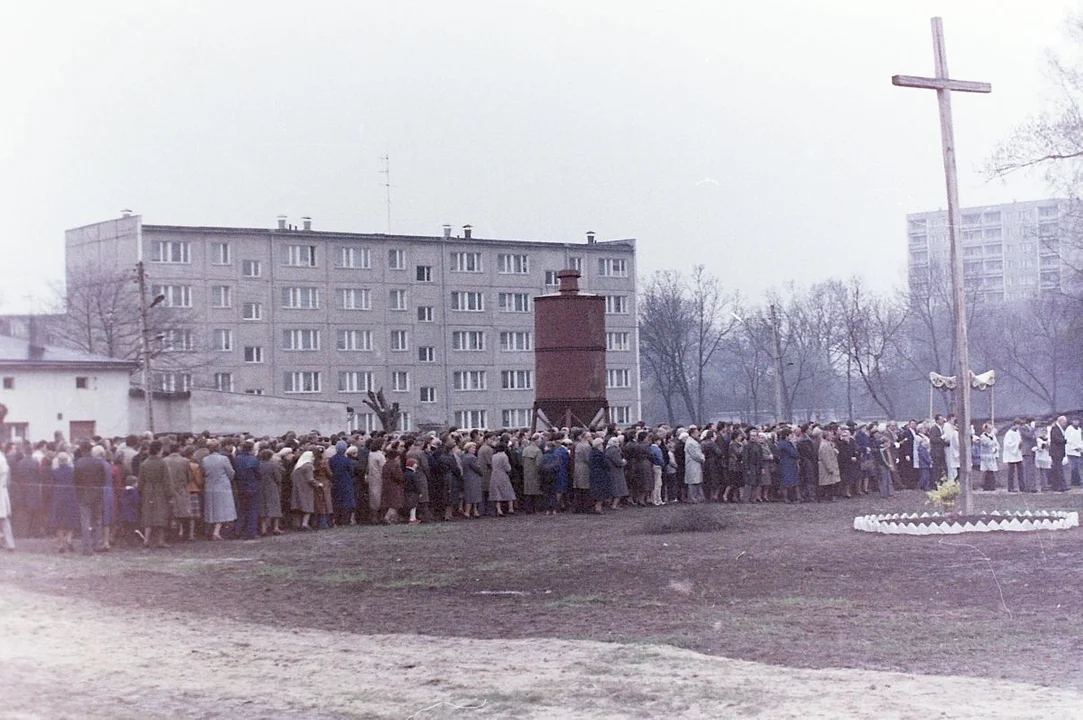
[130,389,347,437]
[1,368,132,442]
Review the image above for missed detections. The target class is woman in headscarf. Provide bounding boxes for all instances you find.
[258,448,285,535]
[461,442,484,518]
[604,436,628,510]
[329,439,357,526]
[488,442,517,516]
[587,437,611,514]
[49,451,79,552]
[314,446,335,528]
[380,441,406,523]
[289,450,317,530]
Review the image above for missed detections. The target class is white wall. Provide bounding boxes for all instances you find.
[0,368,132,442]
[129,389,347,437]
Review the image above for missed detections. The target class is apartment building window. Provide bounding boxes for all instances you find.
[389,289,407,311]
[283,329,320,351]
[242,302,262,320]
[452,330,486,351]
[390,329,409,351]
[337,247,370,269]
[2,377,13,389]
[498,292,531,313]
[152,285,192,308]
[282,287,320,309]
[418,346,435,363]
[162,329,194,352]
[450,291,484,311]
[420,386,437,403]
[499,331,532,352]
[501,369,533,390]
[154,372,192,392]
[338,371,374,393]
[285,244,317,267]
[391,371,410,392]
[606,332,630,351]
[569,256,582,272]
[242,260,262,278]
[388,249,406,270]
[1039,205,1059,218]
[498,253,529,274]
[336,329,373,351]
[244,346,263,363]
[597,258,628,277]
[212,329,233,352]
[612,406,632,424]
[151,240,190,264]
[283,371,321,394]
[544,270,560,287]
[210,242,231,265]
[336,288,371,310]
[399,412,412,431]
[454,410,487,429]
[416,265,433,282]
[452,370,487,391]
[450,252,483,273]
[607,368,631,388]
[75,377,89,389]
[213,372,234,392]
[417,306,434,322]
[211,285,232,308]
[502,409,532,427]
[604,295,628,314]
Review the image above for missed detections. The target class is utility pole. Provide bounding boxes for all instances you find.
[379,153,392,234]
[137,260,155,434]
[769,304,787,422]
[893,17,991,515]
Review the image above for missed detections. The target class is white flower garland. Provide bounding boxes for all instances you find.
[853,510,1080,535]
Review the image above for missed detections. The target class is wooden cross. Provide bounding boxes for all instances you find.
[892,17,990,515]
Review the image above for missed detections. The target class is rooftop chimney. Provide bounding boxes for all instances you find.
[442,224,452,240]
[27,315,45,361]
[463,224,473,240]
[276,215,287,230]
[586,231,596,244]
[557,269,581,296]
[301,216,312,231]
[121,208,133,218]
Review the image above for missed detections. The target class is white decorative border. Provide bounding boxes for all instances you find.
[853,511,1080,535]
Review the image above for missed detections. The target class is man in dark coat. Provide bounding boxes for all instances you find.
[138,440,171,547]
[1049,416,1069,492]
[1019,418,1037,493]
[234,440,261,539]
[73,442,107,555]
[11,449,45,538]
[929,415,947,484]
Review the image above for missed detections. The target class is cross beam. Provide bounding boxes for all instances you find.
[892,17,990,516]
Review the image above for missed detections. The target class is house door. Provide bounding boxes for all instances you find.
[69,421,96,442]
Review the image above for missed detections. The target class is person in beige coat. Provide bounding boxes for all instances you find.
[817,427,841,502]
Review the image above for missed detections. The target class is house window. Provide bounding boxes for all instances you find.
[417,306,434,322]
[336,288,371,310]
[612,406,632,424]
[242,302,262,320]
[152,285,192,308]
[242,260,262,277]
[75,376,89,389]
[154,372,192,392]
[418,346,435,363]
[211,285,232,308]
[337,247,370,269]
[450,291,484,311]
[499,331,532,351]
[498,292,531,313]
[500,369,533,390]
[336,329,373,351]
[416,265,433,282]
[501,409,532,427]
[604,295,628,314]
[285,244,317,267]
[213,373,234,392]
[212,329,233,352]
[497,253,529,274]
[606,332,630,351]
[453,410,487,429]
[338,371,374,393]
[544,270,560,287]
[1,377,13,390]
[420,386,437,403]
[389,289,407,311]
[244,389,264,396]
[151,240,190,264]
[452,330,486,351]
[244,346,264,363]
[452,370,487,391]
[388,249,406,270]
[282,287,320,309]
[390,329,409,351]
[210,242,231,265]
[450,252,483,273]
[161,329,194,352]
[569,256,582,272]
[399,412,412,431]
[282,329,320,351]
[283,371,321,394]
[391,371,410,392]
[597,258,628,277]
[606,368,631,388]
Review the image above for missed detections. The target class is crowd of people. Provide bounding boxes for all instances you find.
[0,413,1079,554]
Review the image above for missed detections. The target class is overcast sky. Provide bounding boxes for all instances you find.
[0,0,1074,312]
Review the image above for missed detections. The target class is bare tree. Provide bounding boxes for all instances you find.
[363,388,402,431]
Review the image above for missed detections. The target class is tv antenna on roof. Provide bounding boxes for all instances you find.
[378,153,392,234]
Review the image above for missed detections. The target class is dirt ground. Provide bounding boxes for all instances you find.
[1,489,1082,718]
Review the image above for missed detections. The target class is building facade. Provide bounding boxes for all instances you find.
[65,215,641,431]
[907,198,1073,302]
